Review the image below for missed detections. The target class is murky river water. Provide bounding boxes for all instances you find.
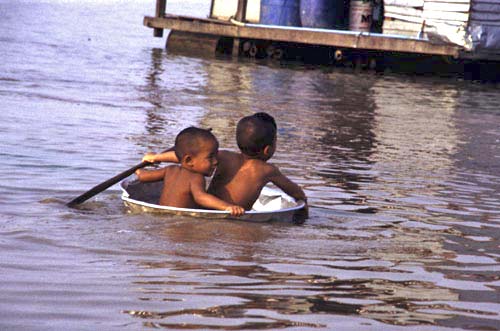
[1,1,499,330]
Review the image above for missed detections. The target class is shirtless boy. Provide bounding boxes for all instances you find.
[135,127,245,216]
[142,113,307,213]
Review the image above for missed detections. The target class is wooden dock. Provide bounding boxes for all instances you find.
[144,14,461,57]
[143,0,496,70]
[141,0,500,80]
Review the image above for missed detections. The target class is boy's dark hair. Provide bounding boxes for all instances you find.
[236,112,277,157]
[174,127,217,160]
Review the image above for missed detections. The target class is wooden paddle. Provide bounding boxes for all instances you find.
[66,161,150,207]
[67,148,173,207]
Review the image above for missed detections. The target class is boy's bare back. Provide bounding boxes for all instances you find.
[159,165,204,208]
[208,150,306,210]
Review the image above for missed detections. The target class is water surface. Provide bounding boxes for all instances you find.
[0,1,499,330]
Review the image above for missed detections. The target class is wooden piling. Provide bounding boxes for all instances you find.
[232,0,248,56]
[166,31,222,56]
[235,0,248,22]
[154,0,167,37]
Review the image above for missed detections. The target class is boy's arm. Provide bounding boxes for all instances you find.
[135,168,166,182]
[190,175,245,216]
[142,150,179,163]
[268,166,307,202]
[268,166,309,221]
[143,148,231,164]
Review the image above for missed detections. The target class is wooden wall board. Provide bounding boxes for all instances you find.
[423,10,470,21]
[383,19,423,31]
[384,0,424,7]
[382,28,420,36]
[423,0,470,2]
[385,13,424,23]
[385,5,423,16]
[423,2,471,11]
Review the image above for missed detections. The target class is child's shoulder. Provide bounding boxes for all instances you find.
[260,160,279,172]
[218,149,240,159]
[217,150,243,166]
[162,164,181,176]
[164,164,181,171]
[169,166,204,183]
[245,158,278,175]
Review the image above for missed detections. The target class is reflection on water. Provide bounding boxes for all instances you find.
[0,0,499,330]
[122,55,500,330]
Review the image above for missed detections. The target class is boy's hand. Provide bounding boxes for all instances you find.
[142,153,157,163]
[293,201,309,224]
[226,205,245,217]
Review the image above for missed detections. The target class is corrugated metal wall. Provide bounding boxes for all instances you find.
[471,0,500,25]
[469,0,500,51]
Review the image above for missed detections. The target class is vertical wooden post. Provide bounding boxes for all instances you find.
[235,0,248,22]
[154,0,167,37]
[209,0,216,19]
[233,0,248,56]
[232,38,241,56]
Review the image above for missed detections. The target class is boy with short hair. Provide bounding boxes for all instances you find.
[135,127,245,216]
[142,113,307,214]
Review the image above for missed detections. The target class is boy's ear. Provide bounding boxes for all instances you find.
[182,155,194,167]
[263,145,271,156]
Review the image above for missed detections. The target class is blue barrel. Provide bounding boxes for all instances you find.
[260,0,301,26]
[300,0,345,29]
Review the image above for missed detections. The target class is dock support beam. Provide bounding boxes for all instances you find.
[232,38,241,56]
[154,0,167,37]
[144,15,460,58]
[232,0,248,56]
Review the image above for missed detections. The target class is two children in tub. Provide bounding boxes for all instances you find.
[135,112,307,217]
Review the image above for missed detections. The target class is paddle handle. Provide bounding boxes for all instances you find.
[66,161,149,207]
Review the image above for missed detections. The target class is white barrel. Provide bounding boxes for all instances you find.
[349,0,372,32]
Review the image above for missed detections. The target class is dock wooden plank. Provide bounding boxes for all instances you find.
[143,15,460,56]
